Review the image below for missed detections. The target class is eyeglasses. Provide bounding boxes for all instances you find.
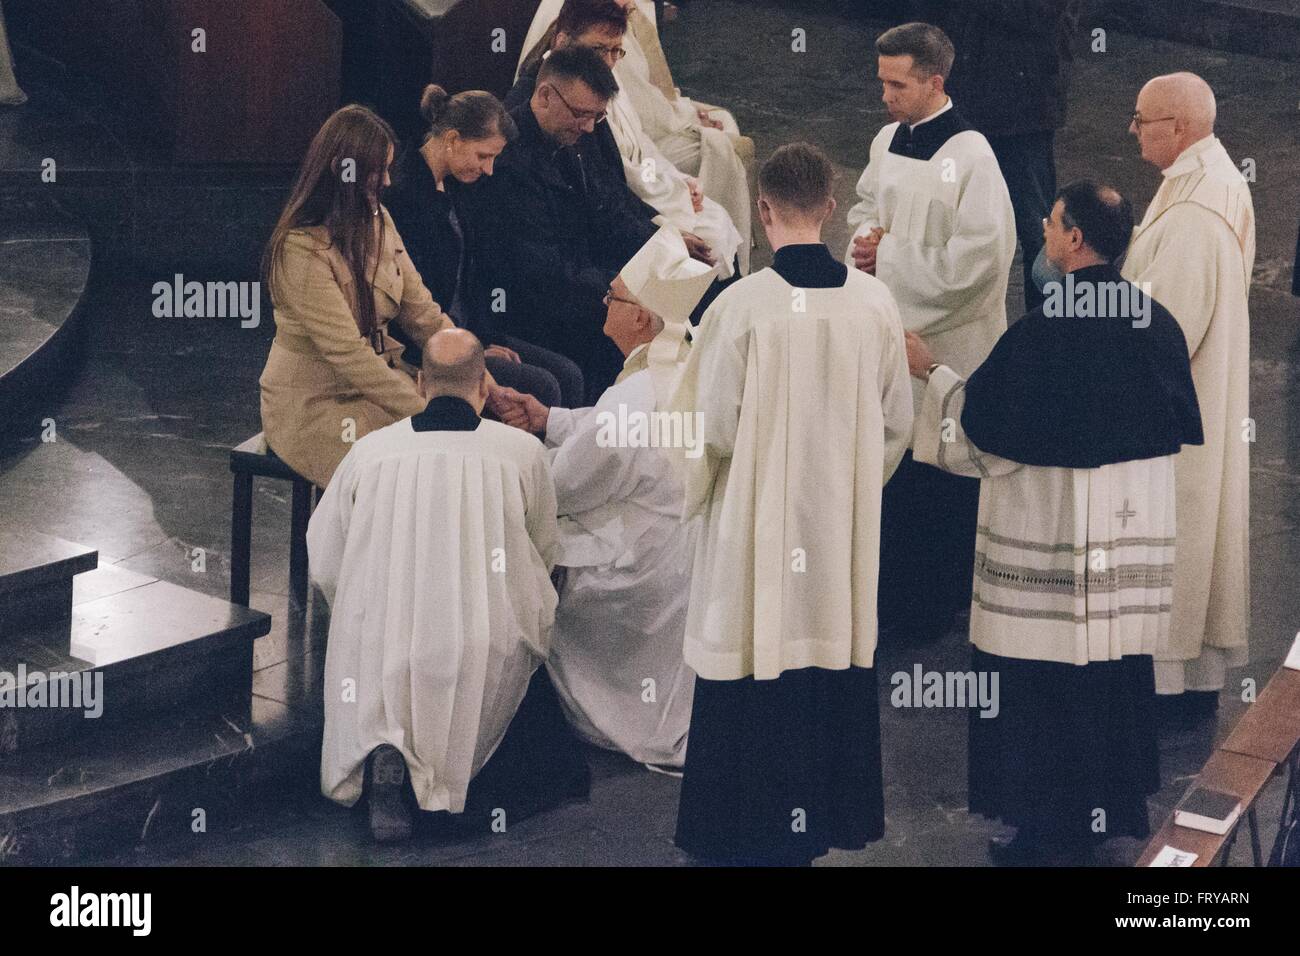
[588,42,626,61]
[603,290,638,307]
[547,83,606,124]
[1130,112,1176,131]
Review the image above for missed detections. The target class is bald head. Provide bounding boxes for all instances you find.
[419,328,488,408]
[1132,72,1216,169]
[1144,72,1216,134]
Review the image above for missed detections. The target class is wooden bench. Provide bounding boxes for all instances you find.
[229,434,319,608]
[1138,666,1300,867]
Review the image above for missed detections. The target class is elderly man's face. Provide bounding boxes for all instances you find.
[1129,84,1182,170]
[602,276,651,355]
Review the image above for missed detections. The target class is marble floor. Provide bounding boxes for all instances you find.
[1,2,1298,865]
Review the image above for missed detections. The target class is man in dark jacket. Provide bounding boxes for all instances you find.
[469,44,656,402]
[911,1,1081,310]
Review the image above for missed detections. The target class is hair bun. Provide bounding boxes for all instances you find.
[420,84,450,123]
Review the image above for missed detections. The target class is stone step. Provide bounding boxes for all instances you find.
[0,531,97,647]
[0,692,321,864]
[0,573,270,755]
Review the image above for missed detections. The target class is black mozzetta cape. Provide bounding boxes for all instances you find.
[960,264,1204,469]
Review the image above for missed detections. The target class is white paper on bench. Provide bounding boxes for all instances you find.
[1149,845,1199,867]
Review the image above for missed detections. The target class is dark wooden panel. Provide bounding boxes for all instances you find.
[7,0,342,164]
[159,0,343,163]
[365,0,542,141]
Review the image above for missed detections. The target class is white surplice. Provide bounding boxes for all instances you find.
[914,365,1176,664]
[844,111,1016,412]
[544,344,696,766]
[1122,135,1254,693]
[308,414,559,813]
[669,267,914,680]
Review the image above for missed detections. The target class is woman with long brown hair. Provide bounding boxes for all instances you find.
[260,104,484,488]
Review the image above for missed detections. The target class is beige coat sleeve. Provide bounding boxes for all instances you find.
[279,234,426,420]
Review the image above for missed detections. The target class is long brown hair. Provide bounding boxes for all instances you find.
[263,104,396,339]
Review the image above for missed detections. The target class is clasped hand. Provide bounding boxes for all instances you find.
[487,385,550,434]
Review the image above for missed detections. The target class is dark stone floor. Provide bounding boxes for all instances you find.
[1,2,1298,865]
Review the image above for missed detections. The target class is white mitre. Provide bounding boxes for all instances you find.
[619,225,714,402]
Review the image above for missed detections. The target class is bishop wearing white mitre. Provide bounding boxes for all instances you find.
[496,226,714,768]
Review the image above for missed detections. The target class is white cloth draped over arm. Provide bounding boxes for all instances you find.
[876,156,1016,339]
[913,364,1023,479]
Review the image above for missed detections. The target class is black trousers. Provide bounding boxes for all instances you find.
[486,334,585,409]
[986,130,1058,313]
[877,451,980,644]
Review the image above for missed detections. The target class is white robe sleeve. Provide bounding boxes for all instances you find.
[549,409,642,519]
[876,155,1015,338]
[669,303,748,519]
[524,443,560,571]
[877,295,915,483]
[844,130,889,259]
[305,450,358,607]
[913,364,1023,479]
[1123,203,1227,356]
[543,405,596,449]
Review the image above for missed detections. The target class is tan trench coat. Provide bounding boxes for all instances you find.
[259,206,453,488]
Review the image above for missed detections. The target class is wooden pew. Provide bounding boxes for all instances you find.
[1136,749,1275,867]
[1138,666,1300,866]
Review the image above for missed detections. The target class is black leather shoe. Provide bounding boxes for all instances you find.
[366,744,414,844]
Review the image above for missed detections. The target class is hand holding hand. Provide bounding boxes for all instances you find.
[492,386,549,433]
